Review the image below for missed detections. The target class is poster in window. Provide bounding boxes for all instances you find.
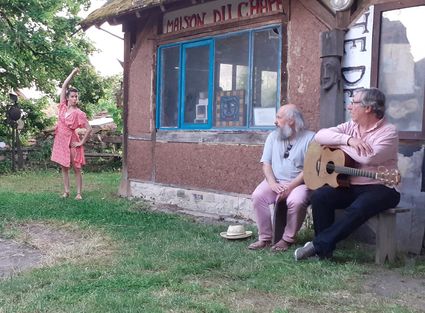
[253,107,276,126]
[215,90,245,127]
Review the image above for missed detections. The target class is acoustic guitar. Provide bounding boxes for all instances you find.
[303,141,401,190]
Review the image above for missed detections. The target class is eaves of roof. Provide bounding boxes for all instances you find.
[81,0,163,30]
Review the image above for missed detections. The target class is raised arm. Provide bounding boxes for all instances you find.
[60,68,79,103]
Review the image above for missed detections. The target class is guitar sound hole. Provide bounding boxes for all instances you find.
[326,161,335,174]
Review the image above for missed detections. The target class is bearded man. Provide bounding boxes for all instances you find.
[249,104,315,252]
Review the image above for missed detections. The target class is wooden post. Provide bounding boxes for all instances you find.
[272,200,288,245]
[16,129,23,169]
[319,29,345,128]
[118,24,131,197]
[11,125,16,172]
[375,212,396,264]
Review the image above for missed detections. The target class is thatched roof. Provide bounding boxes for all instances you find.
[81,0,162,29]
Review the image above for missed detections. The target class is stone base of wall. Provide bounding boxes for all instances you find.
[130,180,255,221]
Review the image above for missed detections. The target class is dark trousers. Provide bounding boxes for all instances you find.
[311,184,400,257]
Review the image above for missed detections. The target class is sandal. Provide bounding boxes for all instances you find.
[75,193,82,200]
[271,239,292,252]
[61,192,70,198]
[248,240,271,250]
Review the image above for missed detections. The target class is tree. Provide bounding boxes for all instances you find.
[0,0,124,140]
[0,0,97,96]
[96,74,123,132]
[63,65,107,117]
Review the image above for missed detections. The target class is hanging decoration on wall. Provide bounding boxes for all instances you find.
[215,90,245,127]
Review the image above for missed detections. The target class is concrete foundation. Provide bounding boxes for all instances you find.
[130,180,255,221]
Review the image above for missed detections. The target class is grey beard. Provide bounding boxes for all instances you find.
[277,124,293,141]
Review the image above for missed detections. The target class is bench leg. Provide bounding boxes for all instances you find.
[272,200,288,245]
[375,213,396,264]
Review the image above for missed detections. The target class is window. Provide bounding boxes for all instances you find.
[156,26,281,130]
[182,41,213,127]
[373,1,425,139]
[159,46,180,127]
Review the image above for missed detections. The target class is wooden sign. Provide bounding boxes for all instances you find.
[163,0,285,34]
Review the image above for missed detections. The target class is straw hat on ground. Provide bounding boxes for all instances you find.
[220,225,252,239]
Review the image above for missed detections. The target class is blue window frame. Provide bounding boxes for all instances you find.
[181,40,214,129]
[156,25,282,130]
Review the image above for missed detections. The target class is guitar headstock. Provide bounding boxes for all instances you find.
[376,166,401,187]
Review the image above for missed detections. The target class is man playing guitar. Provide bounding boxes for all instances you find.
[295,87,401,261]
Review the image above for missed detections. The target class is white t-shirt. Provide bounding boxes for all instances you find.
[260,129,315,182]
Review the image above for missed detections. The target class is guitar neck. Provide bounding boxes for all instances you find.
[330,164,377,179]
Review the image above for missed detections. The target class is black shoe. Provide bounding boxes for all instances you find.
[294,241,316,261]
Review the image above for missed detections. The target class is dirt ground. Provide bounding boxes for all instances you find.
[1,209,424,312]
[0,221,112,279]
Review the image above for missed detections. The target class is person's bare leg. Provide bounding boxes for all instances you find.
[61,166,70,197]
[70,148,83,200]
[74,167,83,200]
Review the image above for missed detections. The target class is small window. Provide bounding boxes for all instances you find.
[159,46,180,127]
[214,32,249,127]
[374,2,425,139]
[156,26,281,130]
[252,28,280,127]
[182,41,213,128]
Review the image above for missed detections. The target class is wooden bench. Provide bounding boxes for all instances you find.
[364,207,410,264]
[85,152,121,159]
[272,202,409,264]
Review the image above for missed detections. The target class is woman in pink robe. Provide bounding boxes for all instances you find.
[51,68,92,200]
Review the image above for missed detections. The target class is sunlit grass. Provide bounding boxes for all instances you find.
[0,170,423,313]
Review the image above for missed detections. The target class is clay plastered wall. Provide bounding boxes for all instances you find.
[128,140,154,181]
[154,142,264,194]
[127,15,159,182]
[127,16,158,136]
[287,1,327,131]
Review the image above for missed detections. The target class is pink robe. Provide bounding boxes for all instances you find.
[51,101,88,168]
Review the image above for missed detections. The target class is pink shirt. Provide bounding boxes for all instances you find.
[51,101,88,168]
[314,118,399,185]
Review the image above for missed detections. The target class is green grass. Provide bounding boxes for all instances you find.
[0,171,424,313]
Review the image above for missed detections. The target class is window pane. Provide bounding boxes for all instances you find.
[159,47,179,127]
[379,7,425,132]
[214,33,249,127]
[219,64,233,91]
[236,65,248,90]
[252,28,280,126]
[183,44,210,125]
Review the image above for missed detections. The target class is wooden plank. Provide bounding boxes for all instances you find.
[102,136,123,144]
[319,29,345,128]
[281,22,288,105]
[85,152,121,158]
[382,208,410,214]
[375,212,396,264]
[273,200,288,245]
[320,29,344,57]
[298,0,335,29]
[335,10,351,30]
[155,130,269,145]
[349,0,374,27]
[157,12,285,43]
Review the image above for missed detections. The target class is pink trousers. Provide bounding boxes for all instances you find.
[252,180,310,243]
